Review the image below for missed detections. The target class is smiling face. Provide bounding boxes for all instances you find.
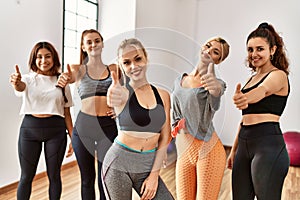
[247,37,276,70]
[81,32,103,58]
[35,48,54,75]
[201,40,223,64]
[119,45,148,82]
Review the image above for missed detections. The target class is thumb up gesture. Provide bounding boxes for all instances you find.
[201,63,222,96]
[233,83,248,110]
[10,65,25,91]
[107,71,128,108]
[57,64,72,88]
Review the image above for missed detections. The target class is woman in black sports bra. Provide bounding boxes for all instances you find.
[57,29,119,200]
[102,38,174,200]
[227,22,290,200]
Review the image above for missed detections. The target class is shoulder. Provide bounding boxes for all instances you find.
[108,63,118,71]
[69,64,85,81]
[267,69,288,82]
[69,64,84,72]
[156,87,170,106]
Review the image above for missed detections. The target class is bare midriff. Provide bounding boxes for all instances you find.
[32,114,53,118]
[81,96,112,116]
[242,113,280,125]
[117,131,160,152]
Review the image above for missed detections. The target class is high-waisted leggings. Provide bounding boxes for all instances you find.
[17,115,67,200]
[175,132,226,200]
[232,122,290,200]
[72,111,118,200]
[102,142,174,200]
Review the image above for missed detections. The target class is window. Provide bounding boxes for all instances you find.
[63,0,98,68]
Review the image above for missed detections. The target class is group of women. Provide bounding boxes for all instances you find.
[10,22,290,200]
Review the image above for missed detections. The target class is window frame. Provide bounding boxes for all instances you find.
[62,0,99,69]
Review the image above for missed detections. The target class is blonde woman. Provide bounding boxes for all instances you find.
[172,37,230,200]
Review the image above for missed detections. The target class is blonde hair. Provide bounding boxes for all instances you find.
[117,38,148,60]
[206,37,230,64]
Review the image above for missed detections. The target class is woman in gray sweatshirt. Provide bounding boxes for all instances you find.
[171,37,230,200]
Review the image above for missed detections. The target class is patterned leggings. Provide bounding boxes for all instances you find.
[175,132,226,200]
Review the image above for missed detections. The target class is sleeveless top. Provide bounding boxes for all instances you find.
[117,84,166,133]
[78,65,112,100]
[241,71,289,116]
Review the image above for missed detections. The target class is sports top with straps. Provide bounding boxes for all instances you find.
[117,84,166,133]
[78,65,112,100]
[241,71,289,116]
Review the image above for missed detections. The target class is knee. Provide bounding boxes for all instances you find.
[19,173,35,184]
[82,178,95,188]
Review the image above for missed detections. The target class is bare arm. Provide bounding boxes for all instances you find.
[246,70,288,104]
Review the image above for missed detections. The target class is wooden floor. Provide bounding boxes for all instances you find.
[1,153,300,199]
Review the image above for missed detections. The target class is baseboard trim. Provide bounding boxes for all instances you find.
[0,161,77,195]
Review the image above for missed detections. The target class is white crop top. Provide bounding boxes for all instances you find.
[15,72,73,117]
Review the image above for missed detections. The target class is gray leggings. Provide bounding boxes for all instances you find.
[102,143,174,200]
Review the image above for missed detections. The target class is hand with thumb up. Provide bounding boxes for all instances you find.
[233,83,248,110]
[200,63,222,97]
[57,64,72,88]
[107,71,128,108]
[9,65,25,91]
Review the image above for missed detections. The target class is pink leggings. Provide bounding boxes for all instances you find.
[175,132,226,200]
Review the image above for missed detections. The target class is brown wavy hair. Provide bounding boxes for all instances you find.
[28,41,61,76]
[246,22,289,74]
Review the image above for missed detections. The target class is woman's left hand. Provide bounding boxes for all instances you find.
[140,173,159,200]
[201,63,221,96]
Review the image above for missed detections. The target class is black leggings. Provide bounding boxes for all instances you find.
[17,115,67,200]
[232,122,289,200]
[72,111,118,200]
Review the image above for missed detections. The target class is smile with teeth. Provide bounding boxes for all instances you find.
[131,69,141,75]
[252,57,260,62]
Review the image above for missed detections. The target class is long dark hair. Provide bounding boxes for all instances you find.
[246,22,289,74]
[28,41,61,76]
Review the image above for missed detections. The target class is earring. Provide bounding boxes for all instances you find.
[270,54,274,60]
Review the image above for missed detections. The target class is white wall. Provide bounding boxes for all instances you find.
[100,0,136,65]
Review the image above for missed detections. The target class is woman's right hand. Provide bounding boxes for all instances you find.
[107,71,128,107]
[10,65,22,87]
[227,150,236,170]
[56,64,72,88]
[10,65,25,91]
[233,83,248,110]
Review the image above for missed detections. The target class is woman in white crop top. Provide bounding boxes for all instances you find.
[9,41,73,200]
[56,29,119,200]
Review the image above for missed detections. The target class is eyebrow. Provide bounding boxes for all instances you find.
[37,53,51,56]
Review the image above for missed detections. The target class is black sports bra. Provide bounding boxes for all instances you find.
[241,71,289,116]
[117,84,166,133]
